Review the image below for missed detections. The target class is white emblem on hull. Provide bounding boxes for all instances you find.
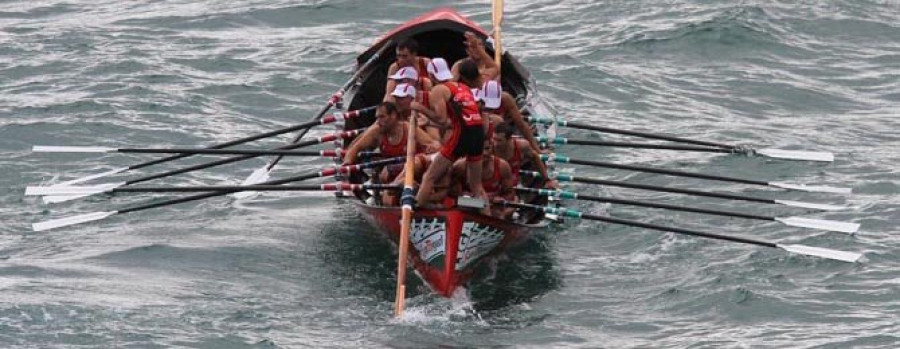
[456,222,504,271]
[411,218,446,264]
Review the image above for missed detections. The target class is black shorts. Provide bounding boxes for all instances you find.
[441,123,484,162]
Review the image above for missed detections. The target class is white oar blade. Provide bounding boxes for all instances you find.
[32,211,117,232]
[777,244,862,263]
[775,216,860,234]
[769,181,852,194]
[24,182,124,196]
[32,146,115,153]
[756,148,834,162]
[232,167,270,199]
[43,194,95,204]
[775,200,846,211]
[57,167,128,186]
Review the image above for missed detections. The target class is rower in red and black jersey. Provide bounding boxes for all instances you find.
[384,38,432,102]
[343,101,440,184]
[412,59,490,214]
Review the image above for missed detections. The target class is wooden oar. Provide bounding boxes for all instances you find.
[492,0,504,71]
[503,201,862,263]
[516,188,859,234]
[541,154,851,194]
[528,117,835,162]
[29,122,368,204]
[394,112,419,317]
[519,171,846,211]
[31,157,404,232]
[239,41,394,190]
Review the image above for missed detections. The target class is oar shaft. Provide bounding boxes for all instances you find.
[516,188,773,221]
[113,183,401,193]
[520,171,774,204]
[507,201,777,248]
[538,137,732,153]
[530,117,734,149]
[118,107,373,173]
[117,157,403,214]
[544,155,769,186]
[125,121,365,186]
[267,41,391,171]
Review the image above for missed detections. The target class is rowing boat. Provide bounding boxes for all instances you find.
[340,8,556,297]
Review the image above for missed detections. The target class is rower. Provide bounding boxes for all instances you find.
[451,31,499,86]
[413,59,489,214]
[452,137,516,218]
[491,122,557,189]
[343,101,439,186]
[479,80,542,152]
[388,66,433,101]
[419,57,454,139]
[384,38,431,101]
[385,153,455,208]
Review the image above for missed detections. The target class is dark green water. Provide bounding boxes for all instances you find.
[2,0,898,347]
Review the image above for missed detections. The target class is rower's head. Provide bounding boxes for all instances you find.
[395,38,420,68]
[458,59,480,87]
[479,80,502,111]
[389,66,419,86]
[463,31,481,61]
[491,122,514,148]
[427,57,453,83]
[376,101,401,129]
[390,83,416,111]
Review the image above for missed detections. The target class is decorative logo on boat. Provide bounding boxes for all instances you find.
[455,222,505,271]
[411,217,446,268]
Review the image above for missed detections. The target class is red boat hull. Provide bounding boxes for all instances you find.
[354,202,540,297]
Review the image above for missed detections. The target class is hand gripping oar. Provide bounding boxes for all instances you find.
[238,41,393,190]
[541,154,851,194]
[394,111,419,317]
[28,120,368,203]
[520,171,847,211]
[517,188,859,234]
[31,157,404,232]
[528,117,835,162]
[503,201,862,263]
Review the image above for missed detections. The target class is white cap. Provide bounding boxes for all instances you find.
[389,67,418,81]
[480,80,502,109]
[427,58,453,82]
[391,83,416,98]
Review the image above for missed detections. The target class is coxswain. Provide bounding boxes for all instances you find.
[452,137,517,218]
[479,80,542,152]
[491,122,557,189]
[451,31,499,86]
[413,59,489,214]
[384,38,431,101]
[343,101,439,185]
